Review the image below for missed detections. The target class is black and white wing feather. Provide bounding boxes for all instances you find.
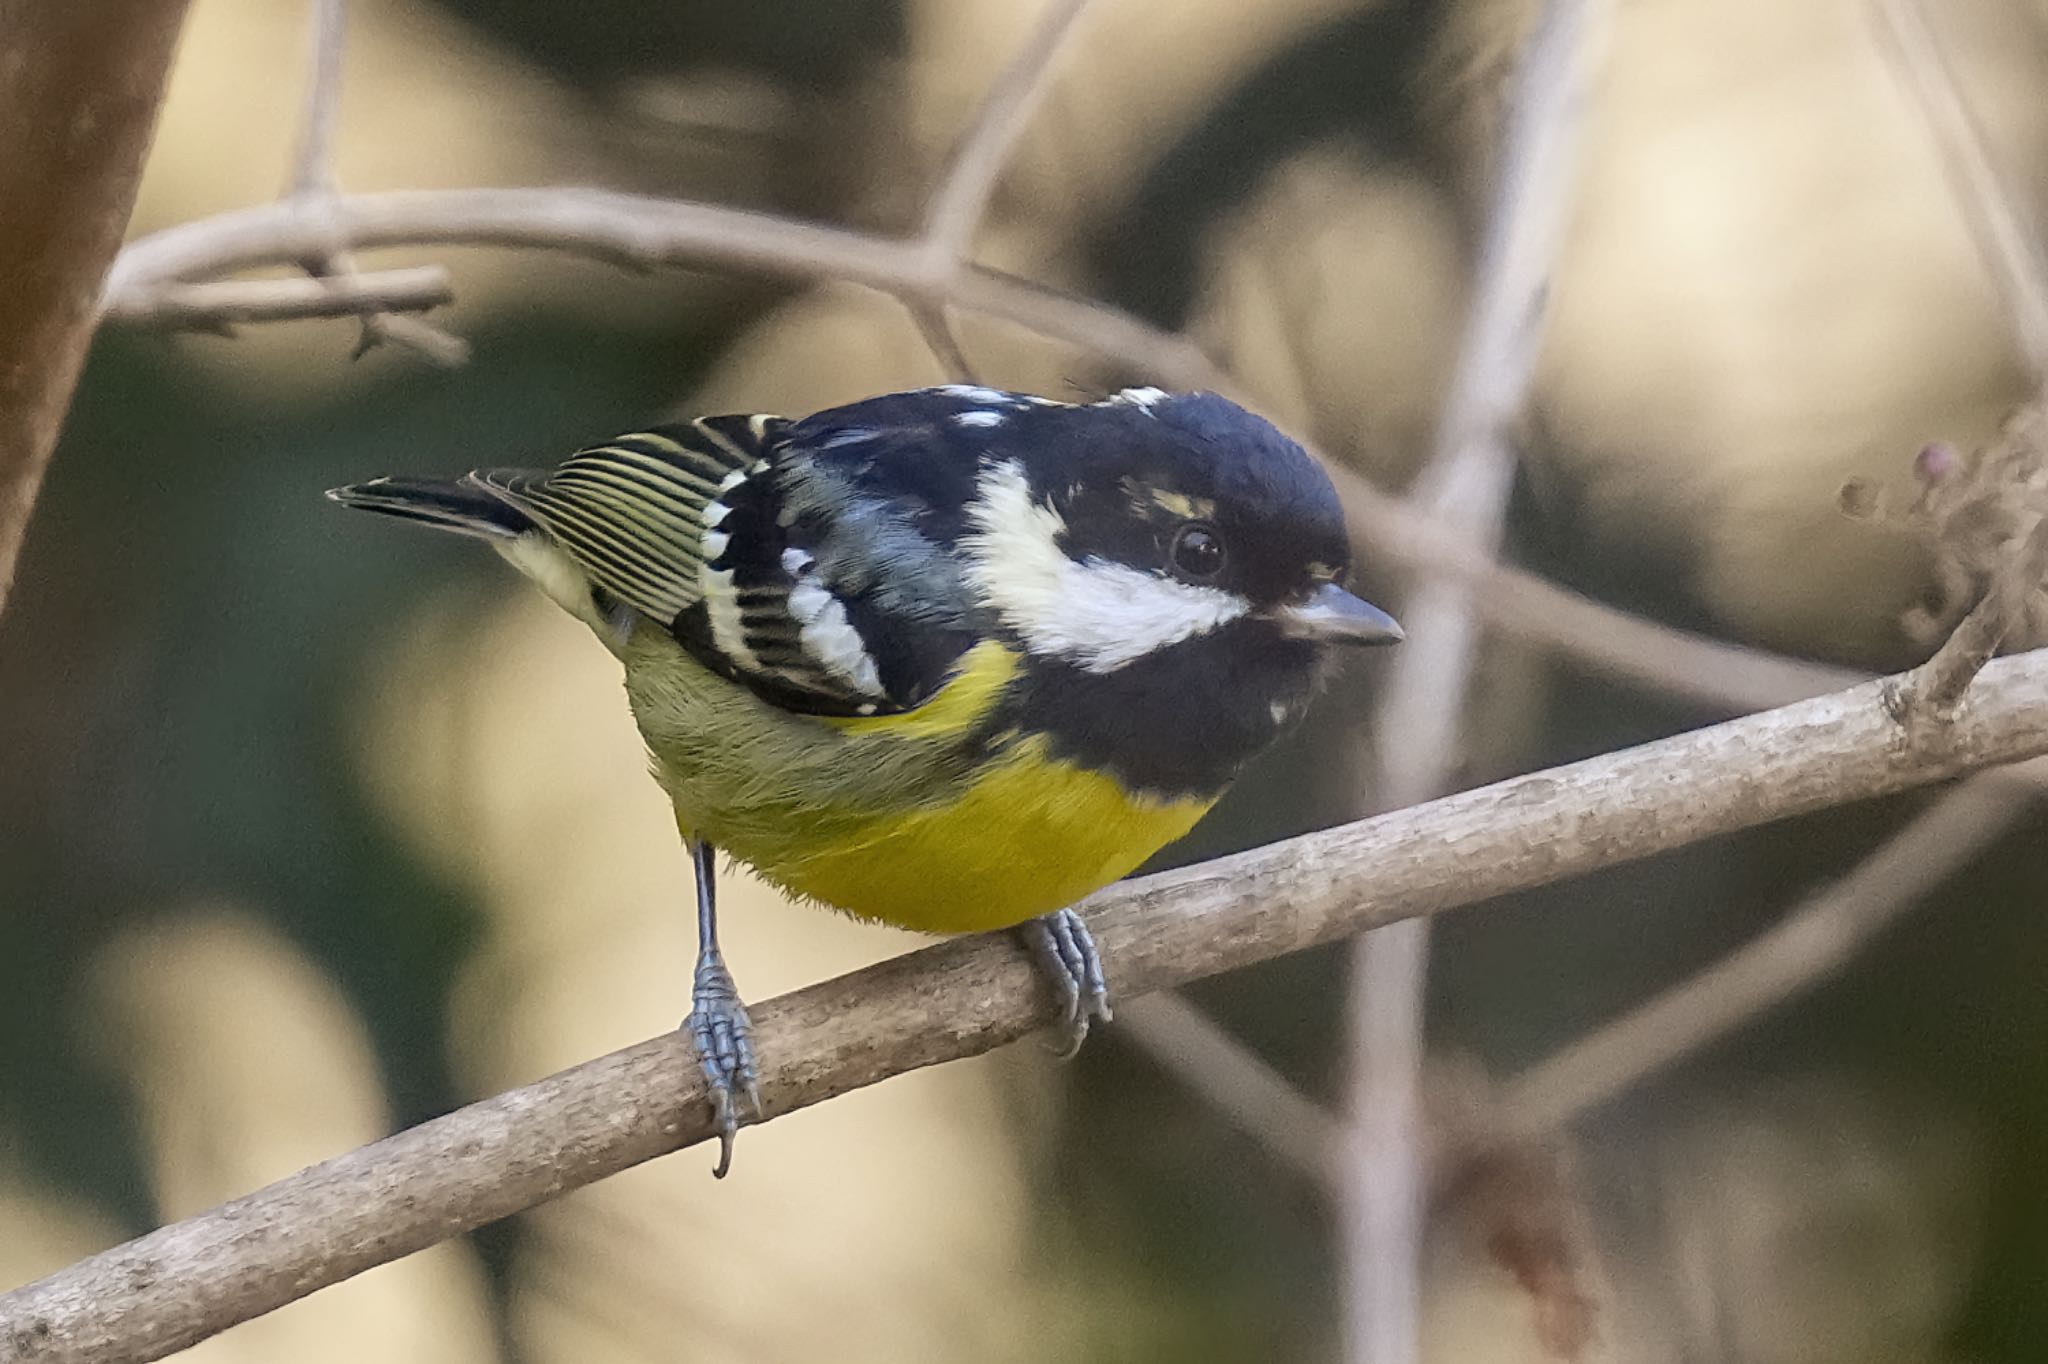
[334,389,1012,719]
[497,406,988,717]
[475,417,773,624]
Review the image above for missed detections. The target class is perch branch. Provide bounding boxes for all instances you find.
[0,0,192,618]
[8,649,2048,1364]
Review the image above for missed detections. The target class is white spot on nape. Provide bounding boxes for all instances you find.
[1110,386,1168,410]
[856,702,878,716]
[962,461,1251,672]
[1269,701,1291,725]
[955,410,1004,428]
[700,528,730,562]
[785,573,885,696]
[939,384,1011,405]
[700,563,760,670]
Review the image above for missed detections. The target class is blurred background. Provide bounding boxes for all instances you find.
[5,0,2048,1359]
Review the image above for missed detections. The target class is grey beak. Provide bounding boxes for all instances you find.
[1276,583,1404,646]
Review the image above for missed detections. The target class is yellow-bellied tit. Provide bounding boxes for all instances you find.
[330,384,1401,1174]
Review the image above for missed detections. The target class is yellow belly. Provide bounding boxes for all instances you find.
[752,736,1213,934]
[623,630,1214,935]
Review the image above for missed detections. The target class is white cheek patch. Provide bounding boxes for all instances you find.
[965,461,1250,672]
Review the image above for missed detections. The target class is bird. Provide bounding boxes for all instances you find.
[329,383,1402,1175]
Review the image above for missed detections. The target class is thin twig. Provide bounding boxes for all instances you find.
[1117,993,1341,1184]
[6,650,2048,1364]
[1870,0,2048,372]
[280,0,468,365]
[102,189,1218,381]
[1870,0,2048,715]
[920,0,1098,264]
[101,267,454,329]
[906,301,980,384]
[1893,512,2048,714]
[1496,765,2036,1136]
[0,1,193,619]
[100,187,1861,716]
[291,0,347,199]
[1345,3,1603,1360]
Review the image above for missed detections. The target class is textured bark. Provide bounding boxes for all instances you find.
[4,649,2048,1364]
[0,0,190,614]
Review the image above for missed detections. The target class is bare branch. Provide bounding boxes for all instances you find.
[8,647,2048,1364]
[277,0,467,365]
[1344,482,1866,710]
[1870,0,2048,373]
[922,0,1098,264]
[905,300,981,384]
[350,312,471,367]
[105,187,1867,720]
[290,0,348,200]
[1867,0,2048,717]
[1346,3,1605,1360]
[1496,765,2035,1137]
[0,0,194,618]
[1893,512,2048,714]
[100,266,454,329]
[1118,992,1341,1184]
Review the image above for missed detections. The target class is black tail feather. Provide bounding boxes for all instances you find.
[325,476,532,539]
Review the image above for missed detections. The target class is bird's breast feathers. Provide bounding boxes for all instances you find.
[625,633,1213,933]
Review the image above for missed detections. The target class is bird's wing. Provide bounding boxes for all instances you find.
[668,400,990,718]
[484,407,985,718]
[474,416,775,623]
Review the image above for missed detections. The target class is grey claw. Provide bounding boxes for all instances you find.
[686,953,760,1178]
[1020,909,1113,1056]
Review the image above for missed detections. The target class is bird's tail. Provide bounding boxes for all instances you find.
[325,475,532,539]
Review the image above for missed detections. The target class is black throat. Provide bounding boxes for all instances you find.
[980,619,1328,801]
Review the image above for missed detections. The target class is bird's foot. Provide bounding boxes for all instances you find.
[684,949,761,1178]
[1019,908,1113,1058]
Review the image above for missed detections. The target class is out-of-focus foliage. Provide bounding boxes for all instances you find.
[6,0,2048,1360]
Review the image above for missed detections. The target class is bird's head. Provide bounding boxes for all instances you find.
[960,387,1402,676]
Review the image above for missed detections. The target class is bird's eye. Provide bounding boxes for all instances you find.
[1169,522,1226,580]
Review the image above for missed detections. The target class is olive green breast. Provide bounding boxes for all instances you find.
[621,628,1213,934]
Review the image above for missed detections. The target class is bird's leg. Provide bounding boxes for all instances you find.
[683,839,760,1177]
[1018,908,1113,1058]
